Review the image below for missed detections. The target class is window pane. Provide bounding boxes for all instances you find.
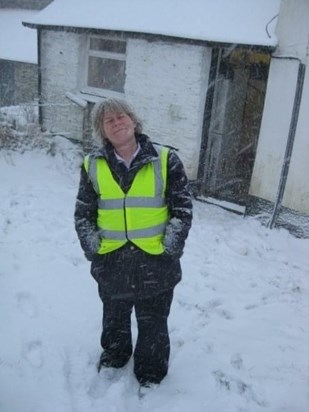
[87,56,125,92]
[89,38,126,54]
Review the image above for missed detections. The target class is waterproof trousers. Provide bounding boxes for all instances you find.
[98,288,174,385]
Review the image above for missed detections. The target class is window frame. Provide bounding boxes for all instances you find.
[81,35,127,98]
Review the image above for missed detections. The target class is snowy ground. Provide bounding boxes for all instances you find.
[0,138,308,412]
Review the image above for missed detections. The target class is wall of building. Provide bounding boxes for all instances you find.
[250,0,309,215]
[278,0,309,214]
[0,59,37,106]
[40,30,85,139]
[126,39,211,179]
[40,30,211,177]
[249,59,299,201]
[284,66,309,213]
[15,61,38,103]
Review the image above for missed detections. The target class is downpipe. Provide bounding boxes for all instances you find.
[268,62,306,229]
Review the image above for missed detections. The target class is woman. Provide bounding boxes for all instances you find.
[74,98,192,388]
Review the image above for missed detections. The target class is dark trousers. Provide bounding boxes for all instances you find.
[99,289,174,384]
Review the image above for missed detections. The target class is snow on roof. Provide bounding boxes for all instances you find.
[0,9,38,64]
[22,0,281,47]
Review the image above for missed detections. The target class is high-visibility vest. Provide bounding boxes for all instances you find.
[84,146,169,255]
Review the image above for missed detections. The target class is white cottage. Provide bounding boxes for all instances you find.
[23,0,309,236]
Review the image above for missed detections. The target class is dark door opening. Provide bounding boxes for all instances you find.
[198,48,270,207]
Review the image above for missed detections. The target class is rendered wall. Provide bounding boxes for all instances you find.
[249,59,299,201]
[40,31,211,176]
[40,30,85,140]
[126,39,211,179]
[250,0,309,214]
[279,0,309,213]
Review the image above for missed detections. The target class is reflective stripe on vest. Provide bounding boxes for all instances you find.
[84,146,169,254]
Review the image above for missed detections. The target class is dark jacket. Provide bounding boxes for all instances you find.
[74,134,193,299]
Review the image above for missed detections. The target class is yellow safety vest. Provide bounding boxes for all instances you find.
[84,147,169,255]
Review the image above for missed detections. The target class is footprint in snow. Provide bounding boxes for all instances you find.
[245,303,258,310]
[212,370,266,407]
[230,353,243,370]
[22,340,43,368]
[203,342,214,354]
[217,308,234,320]
[16,292,37,318]
[207,298,223,308]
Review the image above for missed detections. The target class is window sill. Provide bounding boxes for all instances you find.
[81,87,125,99]
[66,88,125,107]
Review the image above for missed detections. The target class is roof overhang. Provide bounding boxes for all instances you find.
[22,0,280,48]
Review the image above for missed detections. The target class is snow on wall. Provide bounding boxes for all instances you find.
[126,39,211,179]
[40,30,85,139]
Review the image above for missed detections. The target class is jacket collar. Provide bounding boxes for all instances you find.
[94,134,160,167]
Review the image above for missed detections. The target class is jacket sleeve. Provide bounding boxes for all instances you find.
[163,150,193,258]
[74,165,100,261]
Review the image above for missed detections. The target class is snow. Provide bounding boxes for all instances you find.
[0,136,308,412]
[22,0,280,47]
[0,9,38,63]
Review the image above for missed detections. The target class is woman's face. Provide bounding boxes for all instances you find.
[102,111,136,148]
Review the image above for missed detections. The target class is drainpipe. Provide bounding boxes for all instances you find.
[268,61,306,229]
[37,28,43,128]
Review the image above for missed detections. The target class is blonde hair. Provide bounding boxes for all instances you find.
[92,98,143,143]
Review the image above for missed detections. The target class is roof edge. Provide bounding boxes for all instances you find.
[22,22,277,51]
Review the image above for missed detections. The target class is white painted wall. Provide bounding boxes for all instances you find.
[275,0,309,64]
[40,31,211,177]
[279,0,309,213]
[126,39,211,179]
[40,30,85,139]
[283,67,309,212]
[249,58,299,200]
[250,0,309,214]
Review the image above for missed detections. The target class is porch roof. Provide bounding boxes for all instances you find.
[22,0,280,48]
[0,9,38,64]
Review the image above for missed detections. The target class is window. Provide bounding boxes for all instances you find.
[85,36,126,95]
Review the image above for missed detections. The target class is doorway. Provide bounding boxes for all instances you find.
[198,48,270,206]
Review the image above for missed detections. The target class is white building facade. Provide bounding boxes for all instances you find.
[249,0,309,234]
[23,0,309,236]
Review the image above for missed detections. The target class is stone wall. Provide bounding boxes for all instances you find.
[0,59,38,106]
